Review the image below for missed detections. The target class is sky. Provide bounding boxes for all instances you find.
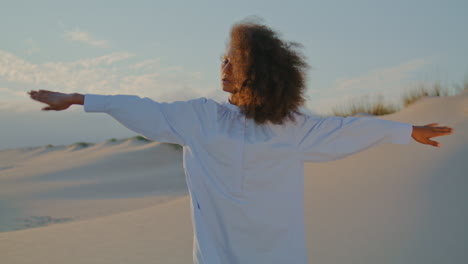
[1,0,467,150]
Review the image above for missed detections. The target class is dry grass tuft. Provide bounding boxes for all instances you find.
[332,95,398,117]
[71,142,93,148]
[132,135,151,142]
[402,82,450,107]
[453,79,468,93]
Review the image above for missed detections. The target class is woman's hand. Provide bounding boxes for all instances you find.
[28,90,84,111]
[412,123,454,147]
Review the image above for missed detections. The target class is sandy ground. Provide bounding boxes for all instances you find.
[1,92,467,263]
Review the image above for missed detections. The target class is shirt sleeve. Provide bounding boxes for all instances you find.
[83,94,213,146]
[297,115,413,162]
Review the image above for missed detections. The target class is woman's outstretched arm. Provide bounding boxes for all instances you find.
[28,89,216,146]
[297,116,454,162]
[28,90,84,110]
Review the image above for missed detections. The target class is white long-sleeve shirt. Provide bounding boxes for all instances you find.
[84,94,413,264]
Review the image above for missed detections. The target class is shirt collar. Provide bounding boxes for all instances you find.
[222,98,241,112]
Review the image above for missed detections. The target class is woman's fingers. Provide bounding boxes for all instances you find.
[434,127,453,132]
[29,90,56,109]
[426,123,439,127]
[425,123,454,132]
[430,127,454,138]
[30,91,72,111]
[32,94,49,103]
[29,90,53,97]
[434,131,453,137]
[29,90,56,105]
[419,124,454,139]
[38,89,52,94]
[427,139,440,147]
[29,90,41,100]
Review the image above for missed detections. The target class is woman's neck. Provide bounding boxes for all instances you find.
[228,95,237,105]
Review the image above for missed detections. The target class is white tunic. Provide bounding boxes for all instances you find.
[84,94,413,264]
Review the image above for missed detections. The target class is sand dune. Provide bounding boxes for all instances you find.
[0,139,187,233]
[1,92,467,263]
[303,92,468,263]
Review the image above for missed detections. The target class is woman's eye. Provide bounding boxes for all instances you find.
[221,58,229,66]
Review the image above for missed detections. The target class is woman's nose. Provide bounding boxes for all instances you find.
[222,63,232,73]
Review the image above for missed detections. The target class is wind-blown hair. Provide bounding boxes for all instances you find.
[228,20,309,125]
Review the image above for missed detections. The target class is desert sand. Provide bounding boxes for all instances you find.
[1,91,467,264]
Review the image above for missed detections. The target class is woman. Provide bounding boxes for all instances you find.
[29,20,453,264]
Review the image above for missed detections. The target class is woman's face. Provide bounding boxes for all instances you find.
[221,46,236,93]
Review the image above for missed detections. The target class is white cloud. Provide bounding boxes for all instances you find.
[64,28,109,48]
[70,52,134,68]
[0,50,215,112]
[0,51,135,90]
[130,59,160,70]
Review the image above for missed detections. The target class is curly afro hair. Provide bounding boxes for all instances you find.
[227,19,310,125]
